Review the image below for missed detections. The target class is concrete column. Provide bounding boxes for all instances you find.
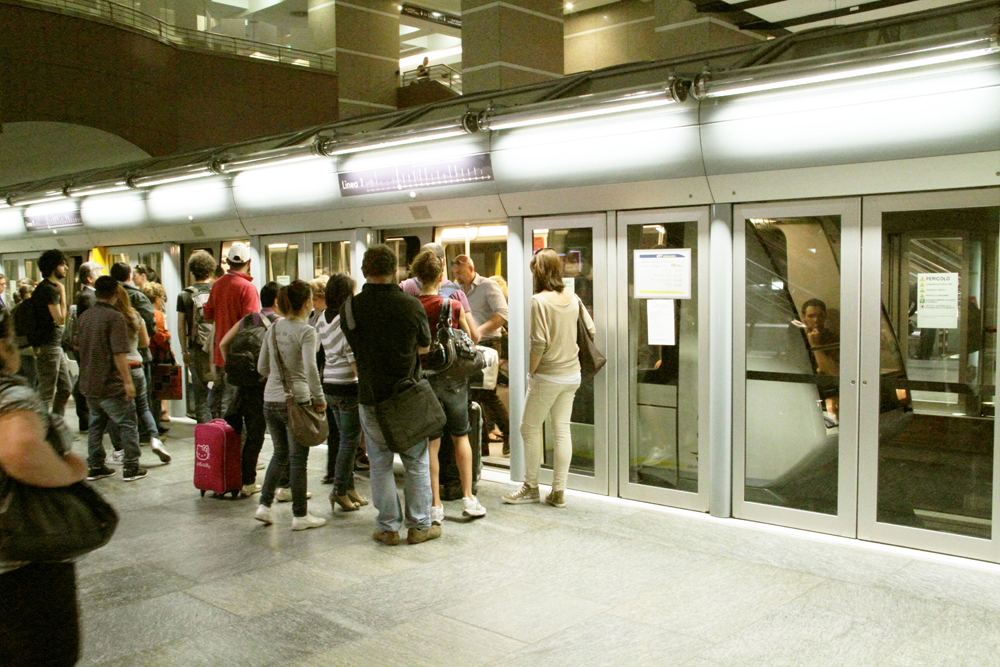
[654,0,761,60]
[309,0,398,118]
[461,0,564,95]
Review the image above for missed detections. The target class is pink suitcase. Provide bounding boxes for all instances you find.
[194,419,242,498]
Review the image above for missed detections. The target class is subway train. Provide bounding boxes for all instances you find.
[2,0,999,554]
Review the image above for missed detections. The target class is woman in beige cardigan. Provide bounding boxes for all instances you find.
[503,248,594,508]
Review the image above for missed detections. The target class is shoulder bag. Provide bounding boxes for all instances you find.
[423,297,486,379]
[343,296,446,453]
[271,324,329,447]
[576,297,607,383]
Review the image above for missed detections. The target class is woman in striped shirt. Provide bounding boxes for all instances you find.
[315,273,368,512]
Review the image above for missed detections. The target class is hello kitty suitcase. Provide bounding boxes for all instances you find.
[193,419,242,498]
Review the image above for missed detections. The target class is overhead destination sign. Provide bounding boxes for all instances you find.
[339,153,493,197]
[24,208,84,232]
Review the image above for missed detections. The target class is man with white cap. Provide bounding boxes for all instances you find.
[203,243,260,418]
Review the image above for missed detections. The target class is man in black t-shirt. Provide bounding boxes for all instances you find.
[342,244,439,546]
[33,250,72,416]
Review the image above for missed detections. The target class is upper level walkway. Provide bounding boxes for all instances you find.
[79,420,1000,666]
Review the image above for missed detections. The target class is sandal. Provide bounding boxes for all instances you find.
[331,494,360,512]
[346,489,369,506]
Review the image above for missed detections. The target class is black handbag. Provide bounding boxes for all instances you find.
[423,297,486,379]
[343,296,446,453]
[577,298,606,383]
[0,476,119,562]
[271,325,329,447]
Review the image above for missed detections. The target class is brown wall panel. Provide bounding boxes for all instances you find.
[0,4,339,157]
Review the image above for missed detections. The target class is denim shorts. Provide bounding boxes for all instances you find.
[428,374,471,438]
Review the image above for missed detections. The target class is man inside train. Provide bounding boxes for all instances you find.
[802,298,840,421]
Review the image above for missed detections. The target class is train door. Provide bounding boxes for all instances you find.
[859,189,1000,560]
[616,207,711,510]
[734,199,862,537]
[523,213,610,495]
[260,231,357,286]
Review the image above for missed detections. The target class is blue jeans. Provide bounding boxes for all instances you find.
[359,404,431,533]
[87,395,141,468]
[187,348,212,423]
[260,402,311,517]
[109,367,158,450]
[35,343,71,416]
[325,392,361,496]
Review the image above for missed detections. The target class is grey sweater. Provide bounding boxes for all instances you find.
[258,319,324,405]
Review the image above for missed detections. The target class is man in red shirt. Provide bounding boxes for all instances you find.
[203,243,259,418]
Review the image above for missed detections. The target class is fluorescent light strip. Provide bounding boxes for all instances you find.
[323,129,468,155]
[487,96,676,130]
[67,182,130,197]
[703,38,1000,98]
[11,192,67,206]
[218,152,322,174]
[131,167,217,188]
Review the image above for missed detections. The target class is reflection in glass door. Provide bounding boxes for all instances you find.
[523,214,608,494]
[860,191,1000,560]
[617,209,709,510]
[734,200,861,537]
[266,241,299,285]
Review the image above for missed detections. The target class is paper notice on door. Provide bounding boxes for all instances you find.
[647,299,675,346]
[634,249,691,299]
[917,272,959,329]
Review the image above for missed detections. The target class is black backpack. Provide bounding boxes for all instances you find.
[225,313,275,387]
[13,299,37,349]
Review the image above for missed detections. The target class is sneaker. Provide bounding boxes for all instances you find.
[292,513,327,531]
[502,483,540,505]
[86,465,116,481]
[545,489,566,508]
[105,450,124,466]
[256,461,265,470]
[462,496,487,518]
[373,529,400,546]
[150,438,172,463]
[254,504,274,525]
[122,466,148,482]
[275,488,312,503]
[406,525,442,545]
[240,484,262,498]
[430,505,444,525]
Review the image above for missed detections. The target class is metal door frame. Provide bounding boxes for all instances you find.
[523,212,610,495]
[616,207,711,511]
[859,187,1000,561]
[733,198,862,537]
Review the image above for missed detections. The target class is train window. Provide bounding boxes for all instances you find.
[744,215,842,515]
[437,225,508,285]
[266,242,298,285]
[384,236,421,282]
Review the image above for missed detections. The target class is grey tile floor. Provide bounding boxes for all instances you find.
[73,420,1000,667]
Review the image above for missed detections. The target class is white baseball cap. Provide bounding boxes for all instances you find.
[227,242,251,264]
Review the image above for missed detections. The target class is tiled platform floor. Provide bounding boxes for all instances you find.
[73,420,1000,666]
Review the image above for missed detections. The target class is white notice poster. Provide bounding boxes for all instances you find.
[634,249,691,299]
[647,300,675,345]
[917,272,959,329]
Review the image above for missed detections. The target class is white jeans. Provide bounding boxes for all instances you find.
[521,376,580,492]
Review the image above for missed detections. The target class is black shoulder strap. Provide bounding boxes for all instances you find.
[438,295,452,328]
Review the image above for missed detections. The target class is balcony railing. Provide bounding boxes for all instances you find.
[401,63,463,94]
[6,0,337,72]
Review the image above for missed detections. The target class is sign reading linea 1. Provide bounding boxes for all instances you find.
[917,272,959,329]
[338,153,493,197]
[24,208,84,232]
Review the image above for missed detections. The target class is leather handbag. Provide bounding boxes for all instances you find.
[423,297,486,379]
[577,298,606,383]
[0,476,119,562]
[271,325,329,447]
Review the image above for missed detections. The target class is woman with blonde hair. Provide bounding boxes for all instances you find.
[142,281,172,423]
[503,248,593,508]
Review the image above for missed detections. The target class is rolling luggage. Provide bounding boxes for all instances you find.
[194,419,242,498]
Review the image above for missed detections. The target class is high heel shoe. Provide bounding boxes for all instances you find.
[346,489,369,506]
[331,494,360,512]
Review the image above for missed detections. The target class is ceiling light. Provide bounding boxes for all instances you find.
[319,113,478,156]
[216,145,322,174]
[479,80,689,131]
[694,33,1000,98]
[66,180,130,197]
[129,164,218,188]
[9,189,68,206]
[566,2,573,8]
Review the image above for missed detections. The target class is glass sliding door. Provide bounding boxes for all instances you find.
[859,189,1000,560]
[523,213,609,494]
[616,208,710,510]
[734,200,861,537]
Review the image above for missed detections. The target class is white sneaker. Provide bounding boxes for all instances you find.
[430,505,444,525]
[240,484,262,498]
[462,496,487,518]
[256,461,266,470]
[254,504,274,525]
[150,438,171,463]
[105,450,124,466]
[275,488,311,503]
[292,513,327,531]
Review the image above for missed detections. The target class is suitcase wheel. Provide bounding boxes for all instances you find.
[200,490,206,497]
[230,490,240,499]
